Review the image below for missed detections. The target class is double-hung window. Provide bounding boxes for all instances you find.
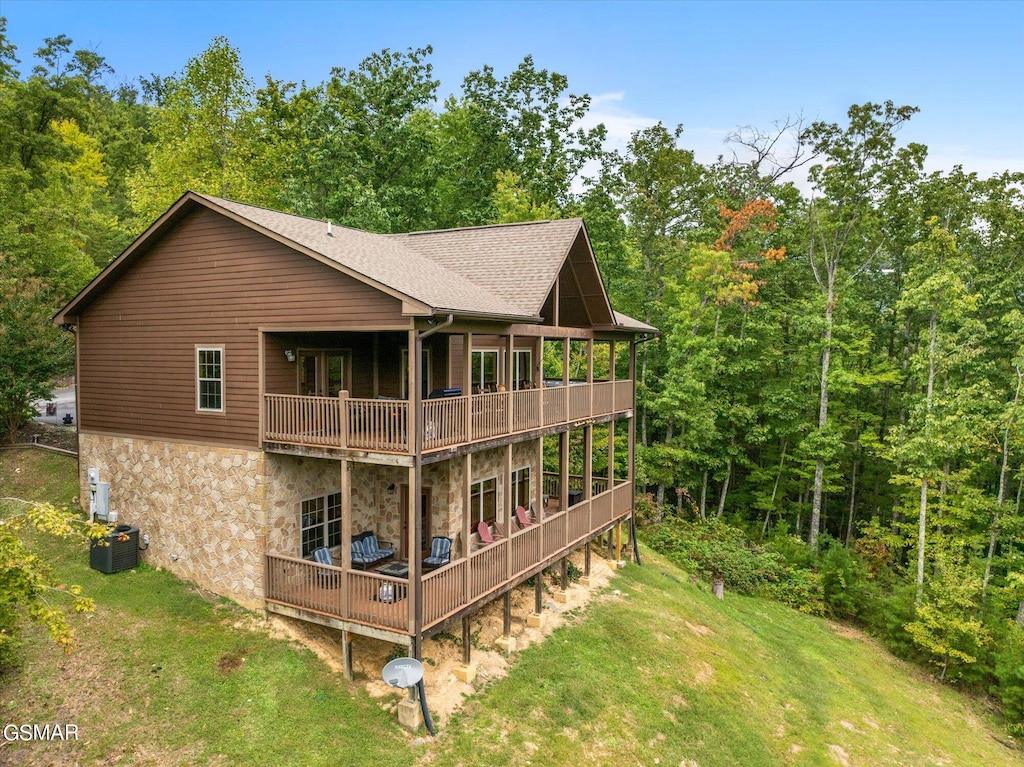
[300,492,342,557]
[470,477,497,526]
[197,347,224,412]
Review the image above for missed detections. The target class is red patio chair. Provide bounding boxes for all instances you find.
[514,505,533,528]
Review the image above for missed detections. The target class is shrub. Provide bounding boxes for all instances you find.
[818,540,868,620]
[993,625,1024,733]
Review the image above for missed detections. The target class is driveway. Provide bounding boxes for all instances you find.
[33,385,77,426]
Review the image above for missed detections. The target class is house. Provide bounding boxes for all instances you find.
[54,191,656,669]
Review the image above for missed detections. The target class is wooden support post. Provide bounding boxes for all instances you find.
[505,443,513,578]
[463,452,472,593]
[462,615,472,665]
[341,630,353,682]
[495,591,516,654]
[528,572,544,628]
[615,522,623,566]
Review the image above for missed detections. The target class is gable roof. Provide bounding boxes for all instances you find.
[391,218,595,318]
[56,191,648,332]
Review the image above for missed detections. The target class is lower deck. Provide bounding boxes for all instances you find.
[263,481,634,643]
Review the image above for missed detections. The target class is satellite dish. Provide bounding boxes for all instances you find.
[382,657,424,689]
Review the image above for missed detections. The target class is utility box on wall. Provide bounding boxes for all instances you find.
[89,525,140,574]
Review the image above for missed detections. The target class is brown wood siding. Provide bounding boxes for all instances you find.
[78,207,406,447]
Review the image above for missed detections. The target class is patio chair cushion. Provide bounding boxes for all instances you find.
[312,547,334,566]
[423,537,452,569]
[312,547,341,588]
[350,541,374,568]
[361,533,395,559]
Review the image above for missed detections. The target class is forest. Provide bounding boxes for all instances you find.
[1,21,1023,724]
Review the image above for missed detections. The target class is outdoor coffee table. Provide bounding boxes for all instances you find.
[375,561,409,579]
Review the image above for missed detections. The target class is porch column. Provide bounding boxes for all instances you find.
[628,340,638,565]
[409,329,423,657]
[462,452,472,596]
[463,333,473,440]
[560,429,569,548]
[341,459,352,619]
[537,334,545,426]
[505,443,513,579]
[536,435,545,557]
[506,332,515,434]
[584,426,593,502]
[586,337,594,417]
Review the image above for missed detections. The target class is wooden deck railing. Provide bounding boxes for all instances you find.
[264,379,634,454]
[264,480,635,635]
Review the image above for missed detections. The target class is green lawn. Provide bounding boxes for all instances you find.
[1,448,1020,766]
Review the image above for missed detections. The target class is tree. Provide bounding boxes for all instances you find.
[0,265,72,441]
[0,496,107,668]
[129,37,271,220]
[890,222,980,601]
[800,101,925,550]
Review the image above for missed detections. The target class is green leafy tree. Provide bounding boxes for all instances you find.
[0,265,72,441]
[129,37,273,219]
[800,101,925,550]
[0,497,108,667]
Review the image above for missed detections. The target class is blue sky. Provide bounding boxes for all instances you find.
[3,0,1022,182]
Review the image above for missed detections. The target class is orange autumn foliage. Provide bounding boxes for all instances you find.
[691,199,786,308]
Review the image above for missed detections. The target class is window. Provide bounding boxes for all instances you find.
[197,347,224,412]
[512,467,531,510]
[513,350,532,389]
[301,491,342,558]
[471,350,499,392]
[470,477,497,526]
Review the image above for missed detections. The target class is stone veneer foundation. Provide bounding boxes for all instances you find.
[79,433,267,610]
[78,433,542,612]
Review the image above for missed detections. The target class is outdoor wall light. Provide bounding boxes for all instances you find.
[387,483,396,494]
[284,349,296,362]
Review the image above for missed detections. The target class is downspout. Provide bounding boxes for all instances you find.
[410,314,453,660]
[630,332,656,566]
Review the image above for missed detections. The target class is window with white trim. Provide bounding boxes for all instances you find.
[197,347,224,412]
[470,477,497,526]
[301,491,342,558]
[511,466,531,510]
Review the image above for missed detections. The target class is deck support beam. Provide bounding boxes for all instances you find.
[527,572,544,628]
[341,630,353,681]
[495,591,516,654]
[454,615,477,683]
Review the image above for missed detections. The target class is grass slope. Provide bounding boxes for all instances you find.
[0,449,1019,766]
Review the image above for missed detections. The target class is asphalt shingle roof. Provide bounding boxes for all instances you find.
[201,195,532,318]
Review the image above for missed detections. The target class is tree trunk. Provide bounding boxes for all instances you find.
[809,284,834,551]
[716,458,732,518]
[763,439,787,536]
[699,470,708,521]
[846,457,857,546]
[916,309,939,606]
